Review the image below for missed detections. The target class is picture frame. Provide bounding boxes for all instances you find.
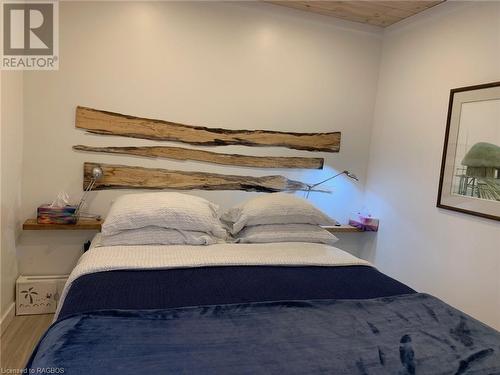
[437,81,500,221]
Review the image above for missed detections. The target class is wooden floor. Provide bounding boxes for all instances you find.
[0,314,53,371]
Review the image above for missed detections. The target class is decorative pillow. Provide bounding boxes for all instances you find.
[100,226,218,246]
[102,192,226,237]
[223,193,336,234]
[234,224,339,245]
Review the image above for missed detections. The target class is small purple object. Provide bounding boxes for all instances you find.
[349,215,379,232]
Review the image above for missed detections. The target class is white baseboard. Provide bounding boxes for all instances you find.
[0,302,15,335]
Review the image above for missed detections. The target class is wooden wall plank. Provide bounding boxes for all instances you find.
[74,145,324,169]
[76,106,340,152]
[84,163,318,192]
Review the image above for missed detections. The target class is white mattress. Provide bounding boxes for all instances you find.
[55,234,370,319]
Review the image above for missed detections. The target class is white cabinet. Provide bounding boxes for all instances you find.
[16,275,68,315]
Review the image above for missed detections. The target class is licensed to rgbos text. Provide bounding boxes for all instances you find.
[1,368,65,374]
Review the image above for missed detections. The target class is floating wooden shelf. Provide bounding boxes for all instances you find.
[23,218,102,231]
[322,225,364,233]
[22,220,361,234]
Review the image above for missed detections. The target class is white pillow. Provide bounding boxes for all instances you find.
[223,193,336,234]
[100,226,218,246]
[234,224,338,245]
[102,192,226,237]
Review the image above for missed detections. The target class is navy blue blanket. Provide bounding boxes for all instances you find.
[29,294,500,374]
[58,265,415,319]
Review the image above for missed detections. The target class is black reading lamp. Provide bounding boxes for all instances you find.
[306,170,359,198]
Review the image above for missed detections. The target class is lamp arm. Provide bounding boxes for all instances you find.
[75,178,96,216]
[308,171,347,189]
[305,170,351,199]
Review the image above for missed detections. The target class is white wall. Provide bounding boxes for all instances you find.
[1,71,23,317]
[18,1,382,273]
[365,2,500,330]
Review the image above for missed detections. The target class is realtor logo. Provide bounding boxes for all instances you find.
[1,1,58,70]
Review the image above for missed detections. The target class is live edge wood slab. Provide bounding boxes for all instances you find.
[73,145,324,170]
[76,106,341,152]
[23,218,102,230]
[84,162,319,193]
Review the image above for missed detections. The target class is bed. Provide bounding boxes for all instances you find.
[27,236,500,374]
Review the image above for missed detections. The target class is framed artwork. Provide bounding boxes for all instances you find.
[437,81,500,221]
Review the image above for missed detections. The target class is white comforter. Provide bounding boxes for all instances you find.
[55,234,370,319]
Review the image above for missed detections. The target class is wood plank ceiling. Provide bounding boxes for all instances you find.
[265,1,445,27]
